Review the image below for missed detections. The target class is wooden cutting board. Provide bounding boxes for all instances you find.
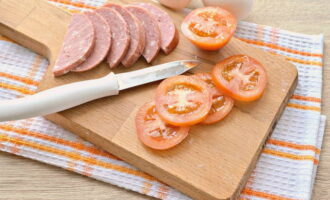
[0,0,298,199]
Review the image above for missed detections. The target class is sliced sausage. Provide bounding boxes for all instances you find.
[135,3,179,54]
[96,8,130,68]
[72,12,111,72]
[126,5,160,63]
[104,4,145,67]
[53,13,95,76]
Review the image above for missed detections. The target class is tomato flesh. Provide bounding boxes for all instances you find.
[181,7,237,50]
[212,55,268,102]
[194,73,234,124]
[155,75,212,126]
[135,102,189,150]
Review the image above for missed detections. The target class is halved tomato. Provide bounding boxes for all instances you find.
[194,72,234,124]
[135,101,189,150]
[155,75,212,126]
[181,7,237,51]
[212,55,268,102]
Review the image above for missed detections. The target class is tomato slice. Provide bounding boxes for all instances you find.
[212,55,268,102]
[194,73,234,124]
[155,75,212,126]
[135,101,189,150]
[181,7,237,51]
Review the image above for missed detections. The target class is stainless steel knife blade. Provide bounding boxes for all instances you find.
[116,60,200,90]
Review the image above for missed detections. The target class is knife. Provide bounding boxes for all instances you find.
[0,60,200,122]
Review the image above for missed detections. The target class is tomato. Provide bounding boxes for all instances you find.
[135,101,189,150]
[155,75,212,126]
[181,7,237,51]
[212,55,268,102]
[194,73,234,124]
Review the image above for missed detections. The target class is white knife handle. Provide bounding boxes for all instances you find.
[0,72,119,122]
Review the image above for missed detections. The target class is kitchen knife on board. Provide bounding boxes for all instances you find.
[0,60,200,122]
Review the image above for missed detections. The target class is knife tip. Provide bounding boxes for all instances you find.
[182,60,201,70]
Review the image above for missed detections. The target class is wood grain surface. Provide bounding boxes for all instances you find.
[0,0,329,200]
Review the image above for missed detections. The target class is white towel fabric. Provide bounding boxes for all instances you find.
[0,1,326,199]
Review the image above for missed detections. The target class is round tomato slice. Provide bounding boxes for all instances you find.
[194,72,234,124]
[135,101,189,150]
[212,55,268,102]
[181,7,237,51]
[155,75,212,126]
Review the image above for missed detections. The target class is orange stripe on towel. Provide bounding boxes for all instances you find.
[291,95,321,103]
[266,51,322,66]
[263,148,318,164]
[0,72,39,86]
[48,0,97,9]
[242,188,299,200]
[0,134,157,181]
[0,125,120,161]
[238,38,323,66]
[287,103,321,112]
[283,56,322,66]
[238,37,323,58]
[267,139,320,154]
[0,82,35,95]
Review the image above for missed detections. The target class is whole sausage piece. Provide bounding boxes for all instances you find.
[53,13,95,76]
[96,8,130,68]
[135,3,179,54]
[126,5,160,63]
[105,4,145,67]
[71,12,111,72]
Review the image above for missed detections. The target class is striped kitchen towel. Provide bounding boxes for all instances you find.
[0,0,326,199]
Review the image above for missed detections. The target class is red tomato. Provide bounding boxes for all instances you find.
[155,75,212,126]
[135,101,189,150]
[194,72,234,124]
[181,7,237,51]
[212,55,268,102]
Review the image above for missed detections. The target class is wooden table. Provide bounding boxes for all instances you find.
[0,0,329,199]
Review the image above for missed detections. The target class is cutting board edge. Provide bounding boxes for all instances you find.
[0,23,50,58]
[233,72,298,199]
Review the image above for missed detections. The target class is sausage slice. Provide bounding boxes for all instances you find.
[96,8,130,68]
[53,13,95,76]
[105,4,145,67]
[126,5,160,63]
[72,12,111,72]
[135,3,179,54]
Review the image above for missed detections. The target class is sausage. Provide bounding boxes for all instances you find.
[135,3,179,54]
[126,5,160,63]
[104,4,145,67]
[53,13,95,76]
[96,8,130,68]
[71,12,111,72]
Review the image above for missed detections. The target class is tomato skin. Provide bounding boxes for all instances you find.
[193,73,234,124]
[155,75,212,126]
[189,37,230,51]
[181,7,237,51]
[201,94,233,124]
[212,55,268,102]
[135,102,190,150]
